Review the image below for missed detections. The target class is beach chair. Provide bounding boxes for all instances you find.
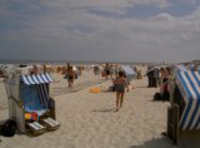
[167,65,200,148]
[4,72,60,136]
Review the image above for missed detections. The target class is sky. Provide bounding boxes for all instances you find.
[0,0,200,63]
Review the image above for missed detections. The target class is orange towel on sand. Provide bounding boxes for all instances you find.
[89,87,101,93]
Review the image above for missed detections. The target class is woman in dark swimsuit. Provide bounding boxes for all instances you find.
[113,71,127,112]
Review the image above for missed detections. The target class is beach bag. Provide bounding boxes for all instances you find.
[108,85,115,92]
[0,120,16,137]
[153,92,162,101]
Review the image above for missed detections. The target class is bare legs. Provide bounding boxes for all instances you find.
[68,79,74,88]
[116,92,124,112]
[116,93,120,111]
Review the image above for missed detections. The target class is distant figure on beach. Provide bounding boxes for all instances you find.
[113,71,127,112]
[65,64,75,88]
[147,66,153,87]
[77,66,83,76]
[160,67,171,100]
[104,63,111,79]
[160,67,165,85]
[43,64,47,73]
[68,66,75,88]
[93,65,100,76]
[30,65,39,75]
[153,68,160,88]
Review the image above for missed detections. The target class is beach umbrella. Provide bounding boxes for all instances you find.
[120,65,137,81]
[121,65,136,76]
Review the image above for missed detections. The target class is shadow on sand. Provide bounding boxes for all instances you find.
[92,108,114,113]
[136,86,148,89]
[130,137,176,148]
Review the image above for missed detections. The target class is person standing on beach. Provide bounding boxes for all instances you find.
[113,71,127,112]
[104,63,110,79]
[30,65,39,75]
[67,66,75,88]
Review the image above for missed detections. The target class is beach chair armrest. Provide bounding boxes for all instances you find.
[8,96,24,108]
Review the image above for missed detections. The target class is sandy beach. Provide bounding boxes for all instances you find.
[0,68,176,148]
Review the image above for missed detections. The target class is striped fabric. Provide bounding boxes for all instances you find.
[176,67,200,130]
[21,73,53,85]
[37,84,49,108]
[176,65,188,72]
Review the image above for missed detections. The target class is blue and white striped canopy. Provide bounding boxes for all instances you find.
[21,73,53,85]
[175,64,188,72]
[176,67,200,130]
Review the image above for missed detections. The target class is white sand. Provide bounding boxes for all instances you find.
[0,79,8,110]
[0,69,176,148]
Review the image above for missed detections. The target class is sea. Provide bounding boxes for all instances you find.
[0,59,154,66]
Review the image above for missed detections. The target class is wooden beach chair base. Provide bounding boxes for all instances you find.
[41,118,60,131]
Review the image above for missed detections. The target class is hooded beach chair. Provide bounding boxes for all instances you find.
[167,65,200,148]
[5,72,60,135]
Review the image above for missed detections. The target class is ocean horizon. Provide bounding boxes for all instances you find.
[0,59,161,65]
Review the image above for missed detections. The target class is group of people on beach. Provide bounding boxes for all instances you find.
[27,63,131,112]
[147,66,172,101]
[147,66,171,88]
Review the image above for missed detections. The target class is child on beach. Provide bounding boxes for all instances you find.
[113,71,127,112]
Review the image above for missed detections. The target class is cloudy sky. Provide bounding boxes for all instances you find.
[0,0,200,63]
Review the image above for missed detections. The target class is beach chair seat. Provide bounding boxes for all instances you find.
[25,108,49,117]
[41,117,60,131]
[27,121,46,135]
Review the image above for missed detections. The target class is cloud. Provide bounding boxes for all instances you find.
[0,0,200,63]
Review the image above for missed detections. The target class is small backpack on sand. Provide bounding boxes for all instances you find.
[153,92,162,101]
[0,120,17,137]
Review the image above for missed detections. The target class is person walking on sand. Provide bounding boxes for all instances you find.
[113,71,127,112]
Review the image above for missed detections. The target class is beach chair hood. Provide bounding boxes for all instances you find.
[20,73,53,116]
[175,65,200,130]
[21,73,53,85]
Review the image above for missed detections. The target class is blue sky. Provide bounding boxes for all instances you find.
[0,0,200,63]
